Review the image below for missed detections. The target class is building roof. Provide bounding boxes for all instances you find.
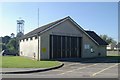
[20,16,108,45]
[85,31,108,45]
[21,17,68,39]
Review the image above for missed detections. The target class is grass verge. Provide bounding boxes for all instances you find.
[107,51,120,60]
[1,56,61,68]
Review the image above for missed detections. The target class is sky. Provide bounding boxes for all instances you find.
[0,2,118,41]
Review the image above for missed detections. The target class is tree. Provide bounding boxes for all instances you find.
[6,38,19,55]
[1,36,11,50]
[1,34,20,55]
[2,36,11,44]
[100,35,117,45]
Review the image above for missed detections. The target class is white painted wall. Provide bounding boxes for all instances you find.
[19,36,39,60]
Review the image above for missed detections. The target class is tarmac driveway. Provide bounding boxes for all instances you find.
[2,57,119,78]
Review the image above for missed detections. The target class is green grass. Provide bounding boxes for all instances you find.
[107,53,119,56]
[1,56,61,68]
[107,52,120,60]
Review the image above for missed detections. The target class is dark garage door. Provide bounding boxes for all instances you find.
[50,35,82,59]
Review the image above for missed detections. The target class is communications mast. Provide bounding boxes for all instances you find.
[16,18,25,38]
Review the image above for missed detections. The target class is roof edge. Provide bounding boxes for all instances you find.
[20,16,106,46]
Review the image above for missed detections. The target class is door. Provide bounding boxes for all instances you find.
[50,35,52,59]
[71,37,78,58]
[78,37,82,58]
[57,36,61,58]
[50,35,82,59]
[53,35,57,59]
[74,37,77,58]
[62,36,66,58]
[66,36,71,58]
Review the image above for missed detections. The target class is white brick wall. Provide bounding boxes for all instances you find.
[20,36,39,60]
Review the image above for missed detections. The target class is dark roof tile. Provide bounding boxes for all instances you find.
[85,31,108,45]
[20,16,68,39]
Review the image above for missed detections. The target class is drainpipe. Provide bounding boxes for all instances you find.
[37,33,39,61]
[37,8,40,61]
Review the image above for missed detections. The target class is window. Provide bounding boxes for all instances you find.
[30,37,33,40]
[26,38,28,41]
[84,44,90,49]
[23,39,24,42]
[35,36,37,39]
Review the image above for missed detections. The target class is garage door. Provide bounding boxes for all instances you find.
[50,35,82,59]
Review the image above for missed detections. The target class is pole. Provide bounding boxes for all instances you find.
[38,8,39,28]
[38,8,40,61]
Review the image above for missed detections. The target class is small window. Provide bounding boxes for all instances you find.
[35,36,37,39]
[98,53,101,56]
[84,44,90,49]
[30,37,33,40]
[23,39,24,42]
[26,38,28,41]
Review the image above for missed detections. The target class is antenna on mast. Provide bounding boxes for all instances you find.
[16,17,25,38]
[38,8,39,28]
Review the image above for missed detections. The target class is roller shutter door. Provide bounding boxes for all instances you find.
[50,35,82,59]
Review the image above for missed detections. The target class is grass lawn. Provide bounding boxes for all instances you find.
[107,51,120,60]
[1,56,61,68]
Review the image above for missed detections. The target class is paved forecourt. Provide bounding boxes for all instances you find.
[2,58,119,78]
